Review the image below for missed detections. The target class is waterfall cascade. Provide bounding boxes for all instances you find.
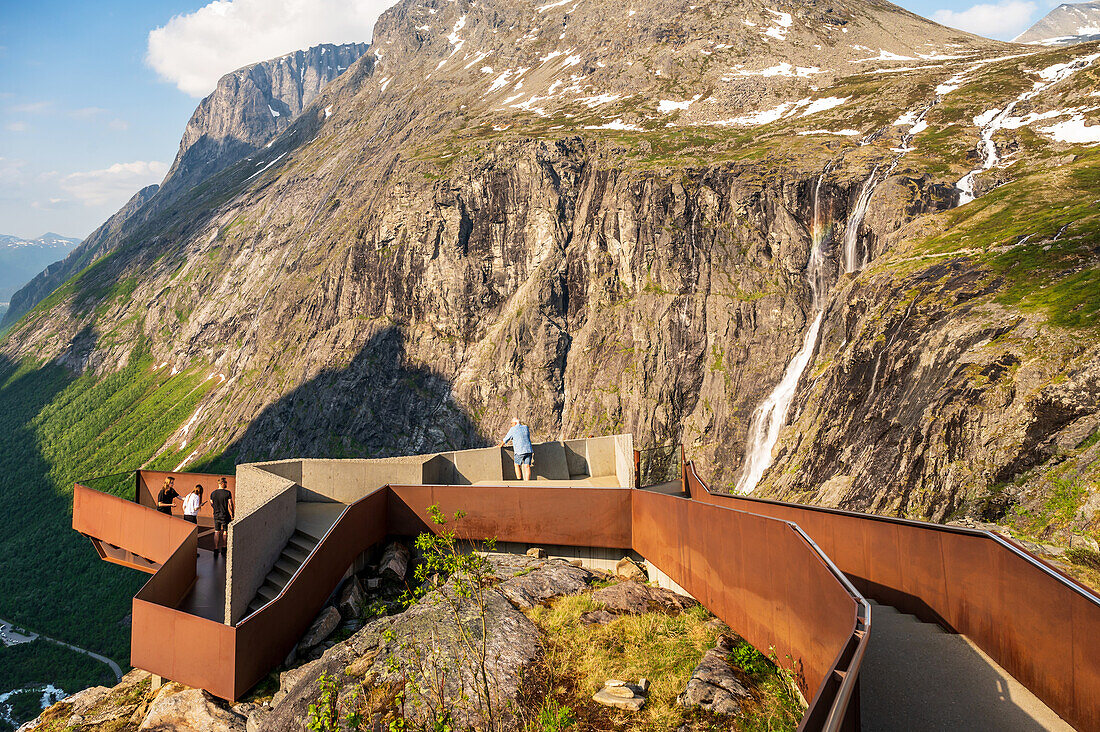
[736,168,834,494]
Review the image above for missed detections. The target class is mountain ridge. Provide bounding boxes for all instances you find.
[1016,0,1100,45]
[0,42,370,329]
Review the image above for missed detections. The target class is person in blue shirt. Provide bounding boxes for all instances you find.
[500,418,534,480]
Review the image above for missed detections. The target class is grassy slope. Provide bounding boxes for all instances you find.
[0,346,216,689]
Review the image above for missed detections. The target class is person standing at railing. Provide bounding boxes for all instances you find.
[500,418,535,481]
[156,477,179,515]
[182,485,204,524]
[210,477,234,556]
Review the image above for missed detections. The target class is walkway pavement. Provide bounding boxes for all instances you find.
[861,603,1073,731]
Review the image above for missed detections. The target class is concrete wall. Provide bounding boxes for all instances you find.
[455,447,503,484]
[614,433,635,489]
[225,466,298,624]
[563,440,588,478]
[299,456,424,503]
[248,459,302,486]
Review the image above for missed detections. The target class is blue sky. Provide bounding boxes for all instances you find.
[0,0,1070,239]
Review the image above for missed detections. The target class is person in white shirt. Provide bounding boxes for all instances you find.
[182,485,204,524]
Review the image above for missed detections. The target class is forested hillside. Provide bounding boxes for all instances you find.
[0,347,215,676]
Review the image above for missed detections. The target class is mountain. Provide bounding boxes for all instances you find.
[0,233,81,304]
[0,42,370,329]
[1015,1,1100,45]
[2,0,1100,675]
[159,42,371,199]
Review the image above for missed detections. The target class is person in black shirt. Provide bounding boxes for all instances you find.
[209,477,235,555]
[156,477,179,515]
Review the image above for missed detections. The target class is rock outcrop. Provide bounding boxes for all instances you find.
[159,42,371,200]
[677,635,749,716]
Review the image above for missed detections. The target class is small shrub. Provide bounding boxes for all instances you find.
[535,698,576,731]
[307,673,340,732]
[731,639,770,679]
[1066,547,1100,570]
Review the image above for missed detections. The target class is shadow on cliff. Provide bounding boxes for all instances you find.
[205,326,488,468]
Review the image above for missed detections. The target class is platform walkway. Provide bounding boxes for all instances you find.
[862,603,1073,731]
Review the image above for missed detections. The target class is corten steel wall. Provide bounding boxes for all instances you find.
[633,488,867,731]
[73,484,192,568]
[688,465,1100,731]
[132,525,236,699]
[388,484,633,548]
[233,487,388,699]
[138,470,236,518]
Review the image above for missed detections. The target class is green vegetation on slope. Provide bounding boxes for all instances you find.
[0,345,216,676]
[528,595,802,730]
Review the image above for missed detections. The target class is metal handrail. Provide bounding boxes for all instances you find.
[709,485,1100,607]
[685,461,869,732]
[235,497,356,627]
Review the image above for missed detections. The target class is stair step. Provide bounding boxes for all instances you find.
[284,546,310,564]
[256,584,279,602]
[288,534,318,553]
[275,558,301,576]
[271,562,295,582]
[265,571,290,591]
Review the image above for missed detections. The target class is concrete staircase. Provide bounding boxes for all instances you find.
[861,603,1072,731]
[244,528,322,617]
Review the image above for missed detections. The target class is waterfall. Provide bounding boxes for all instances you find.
[842,167,879,274]
[736,168,832,494]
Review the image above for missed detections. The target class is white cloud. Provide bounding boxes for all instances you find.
[9,101,52,114]
[146,0,394,97]
[59,160,168,207]
[108,118,130,131]
[5,121,28,132]
[933,1,1038,40]
[0,157,26,188]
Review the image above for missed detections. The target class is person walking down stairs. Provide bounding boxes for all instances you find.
[500,418,535,481]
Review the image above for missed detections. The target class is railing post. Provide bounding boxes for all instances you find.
[633,450,641,489]
[680,445,687,497]
[133,470,141,503]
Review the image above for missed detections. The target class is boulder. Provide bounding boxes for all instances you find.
[300,605,341,650]
[138,683,245,731]
[615,556,648,581]
[260,577,540,732]
[579,609,618,625]
[337,576,366,619]
[526,547,547,559]
[677,635,749,716]
[498,559,598,609]
[379,541,410,581]
[592,581,698,615]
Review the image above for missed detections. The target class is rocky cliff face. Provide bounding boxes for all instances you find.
[1,44,369,330]
[3,0,1099,543]
[160,42,371,199]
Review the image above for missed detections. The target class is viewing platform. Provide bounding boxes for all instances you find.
[71,435,1100,730]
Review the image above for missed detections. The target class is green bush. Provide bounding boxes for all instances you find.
[1065,547,1100,570]
[731,639,771,679]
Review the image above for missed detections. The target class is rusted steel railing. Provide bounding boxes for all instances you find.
[392,481,867,731]
[688,462,1100,731]
[644,467,869,731]
[233,488,388,699]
